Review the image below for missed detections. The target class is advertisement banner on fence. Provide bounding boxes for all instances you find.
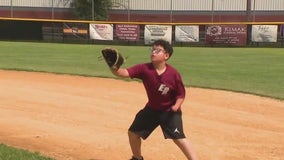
[144,25,172,44]
[115,24,140,41]
[175,25,199,42]
[251,25,278,42]
[63,23,88,39]
[205,25,247,45]
[89,24,113,40]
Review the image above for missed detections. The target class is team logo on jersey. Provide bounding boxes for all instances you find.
[158,84,169,95]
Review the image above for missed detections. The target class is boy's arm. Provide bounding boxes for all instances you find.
[171,98,184,112]
[111,68,130,78]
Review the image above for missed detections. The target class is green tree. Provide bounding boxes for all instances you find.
[71,0,112,20]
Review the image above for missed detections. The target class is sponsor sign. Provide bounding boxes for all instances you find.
[63,23,88,39]
[115,24,140,41]
[205,25,247,45]
[63,24,88,34]
[89,24,113,40]
[144,25,172,44]
[251,25,278,42]
[175,25,199,42]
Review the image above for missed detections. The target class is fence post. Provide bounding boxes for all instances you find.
[170,0,173,22]
[246,0,252,22]
[92,0,94,20]
[127,0,130,22]
[246,0,252,46]
[211,0,214,22]
[252,0,256,22]
[52,0,54,19]
[10,0,13,18]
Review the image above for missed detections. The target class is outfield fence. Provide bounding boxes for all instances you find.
[1,0,284,22]
[0,17,283,47]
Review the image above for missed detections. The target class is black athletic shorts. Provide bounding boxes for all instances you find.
[128,106,186,140]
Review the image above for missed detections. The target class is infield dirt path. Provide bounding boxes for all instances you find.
[0,70,283,160]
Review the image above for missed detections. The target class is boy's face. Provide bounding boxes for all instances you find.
[150,45,169,62]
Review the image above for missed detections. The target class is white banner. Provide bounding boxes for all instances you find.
[175,25,199,42]
[251,25,278,42]
[89,24,113,40]
[144,25,172,44]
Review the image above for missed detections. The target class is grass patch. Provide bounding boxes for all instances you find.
[0,41,283,100]
[172,47,284,99]
[0,144,54,160]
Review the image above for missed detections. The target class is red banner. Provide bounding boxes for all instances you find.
[115,24,140,41]
[205,25,247,46]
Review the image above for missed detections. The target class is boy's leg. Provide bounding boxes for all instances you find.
[173,138,199,160]
[160,111,199,160]
[128,107,159,159]
[128,131,143,159]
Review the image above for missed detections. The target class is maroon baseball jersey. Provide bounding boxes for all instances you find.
[127,63,186,111]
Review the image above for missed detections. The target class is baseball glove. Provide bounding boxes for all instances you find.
[101,48,124,70]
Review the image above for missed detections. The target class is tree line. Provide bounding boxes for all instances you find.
[71,0,112,20]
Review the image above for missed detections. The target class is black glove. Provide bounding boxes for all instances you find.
[101,48,124,70]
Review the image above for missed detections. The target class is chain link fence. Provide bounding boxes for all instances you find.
[1,0,284,22]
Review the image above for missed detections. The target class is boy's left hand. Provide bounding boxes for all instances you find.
[171,105,181,112]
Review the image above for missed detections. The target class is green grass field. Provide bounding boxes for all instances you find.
[0,144,54,160]
[0,41,283,159]
[0,41,283,99]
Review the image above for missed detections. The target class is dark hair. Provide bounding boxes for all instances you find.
[152,39,173,57]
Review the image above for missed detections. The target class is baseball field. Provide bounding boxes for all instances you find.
[0,41,283,160]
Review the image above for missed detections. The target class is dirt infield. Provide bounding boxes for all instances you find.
[0,70,283,160]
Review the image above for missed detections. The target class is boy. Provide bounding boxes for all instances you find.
[109,39,199,160]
